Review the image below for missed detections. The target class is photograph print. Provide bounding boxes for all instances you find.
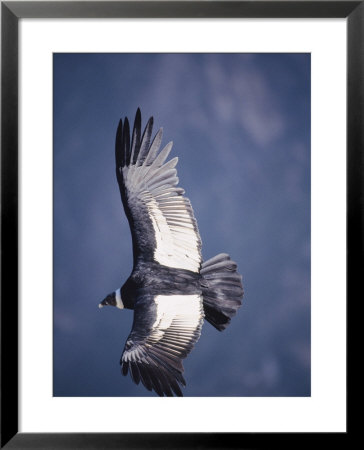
[53,53,310,397]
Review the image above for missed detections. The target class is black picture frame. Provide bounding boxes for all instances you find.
[1,1,357,448]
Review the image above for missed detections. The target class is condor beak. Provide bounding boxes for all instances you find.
[98,298,108,309]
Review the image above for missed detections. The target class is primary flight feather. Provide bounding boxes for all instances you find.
[99,109,244,396]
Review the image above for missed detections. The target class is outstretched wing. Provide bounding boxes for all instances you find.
[121,292,204,396]
[115,109,202,273]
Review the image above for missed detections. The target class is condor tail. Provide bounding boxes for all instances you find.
[200,253,243,331]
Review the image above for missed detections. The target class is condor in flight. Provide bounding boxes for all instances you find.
[99,109,244,396]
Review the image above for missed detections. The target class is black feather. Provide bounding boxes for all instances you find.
[137,362,153,391]
[130,108,141,165]
[121,361,129,376]
[136,117,154,165]
[169,376,183,397]
[115,119,123,170]
[157,369,174,397]
[122,118,130,167]
[147,366,164,397]
[201,253,243,331]
[130,362,141,385]
[149,350,186,386]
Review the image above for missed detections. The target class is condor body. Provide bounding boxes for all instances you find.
[99,109,243,396]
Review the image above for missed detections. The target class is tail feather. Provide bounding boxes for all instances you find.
[201,253,243,331]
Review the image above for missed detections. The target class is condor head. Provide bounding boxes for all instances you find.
[99,288,124,309]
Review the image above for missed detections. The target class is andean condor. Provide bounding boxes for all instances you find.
[99,109,244,396]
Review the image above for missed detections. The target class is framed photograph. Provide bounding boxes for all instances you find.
[1,1,356,448]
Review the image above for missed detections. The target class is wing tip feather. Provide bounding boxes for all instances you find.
[121,352,186,397]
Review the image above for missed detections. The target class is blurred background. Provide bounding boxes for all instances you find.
[53,53,310,397]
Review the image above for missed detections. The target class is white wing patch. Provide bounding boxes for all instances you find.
[149,294,204,344]
[146,195,200,272]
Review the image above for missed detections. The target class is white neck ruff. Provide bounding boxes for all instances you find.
[115,288,124,309]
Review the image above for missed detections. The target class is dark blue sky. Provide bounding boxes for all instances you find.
[53,53,310,397]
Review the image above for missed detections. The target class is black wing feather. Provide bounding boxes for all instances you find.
[130,107,141,166]
[136,117,154,165]
[122,118,130,167]
[115,119,123,170]
[137,363,153,392]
